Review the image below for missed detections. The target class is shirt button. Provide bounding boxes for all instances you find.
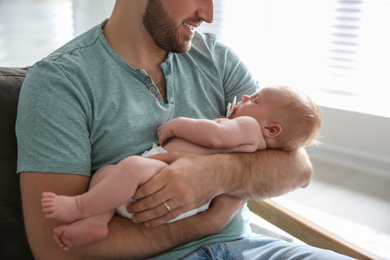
[145,77,151,84]
[156,94,162,101]
[149,86,156,93]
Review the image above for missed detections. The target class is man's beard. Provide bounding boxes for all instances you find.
[143,0,196,53]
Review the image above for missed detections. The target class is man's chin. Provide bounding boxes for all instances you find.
[164,35,193,54]
[180,42,192,54]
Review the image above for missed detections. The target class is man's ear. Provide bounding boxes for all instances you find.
[263,123,282,137]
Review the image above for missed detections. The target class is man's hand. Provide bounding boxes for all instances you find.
[128,152,224,227]
[128,148,312,228]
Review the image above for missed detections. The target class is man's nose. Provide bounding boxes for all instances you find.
[196,0,214,23]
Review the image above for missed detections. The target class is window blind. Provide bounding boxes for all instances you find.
[198,0,390,114]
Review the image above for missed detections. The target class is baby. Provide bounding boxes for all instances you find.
[42,85,321,250]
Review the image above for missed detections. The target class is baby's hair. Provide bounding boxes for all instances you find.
[271,86,322,152]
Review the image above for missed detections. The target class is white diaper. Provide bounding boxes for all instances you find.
[116,199,135,219]
[141,143,168,157]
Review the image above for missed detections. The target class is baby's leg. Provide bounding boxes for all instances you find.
[42,156,168,222]
[41,165,115,222]
[53,209,115,250]
[85,156,168,214]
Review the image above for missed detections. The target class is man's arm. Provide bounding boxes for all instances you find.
[20,172,245,260]
[130,148,312,226]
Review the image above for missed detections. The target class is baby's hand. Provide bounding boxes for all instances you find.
[157,120,176,146]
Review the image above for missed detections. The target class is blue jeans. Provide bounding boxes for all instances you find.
[182,234,355,260]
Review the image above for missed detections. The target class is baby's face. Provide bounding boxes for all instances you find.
[231,87,285,124]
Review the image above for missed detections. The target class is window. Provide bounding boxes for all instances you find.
[198,0,390,117]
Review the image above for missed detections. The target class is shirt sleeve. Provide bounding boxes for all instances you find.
[213,37,260,103]
[16,60,92,176]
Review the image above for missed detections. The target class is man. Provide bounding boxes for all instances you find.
[16,1,350,259]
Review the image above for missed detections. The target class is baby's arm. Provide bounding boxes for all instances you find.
[158,117,266,153]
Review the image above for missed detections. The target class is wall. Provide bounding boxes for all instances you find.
[73,0,115,36]
[308,106,390,178]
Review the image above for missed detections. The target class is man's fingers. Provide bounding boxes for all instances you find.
[144,209,181,227]
[129,188,168,213]
[132,174,165,201]
[131,202,171,223]
[131,199,184,224]
[142,204,199,228]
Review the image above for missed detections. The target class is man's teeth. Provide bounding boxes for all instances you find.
[184,23,195,30]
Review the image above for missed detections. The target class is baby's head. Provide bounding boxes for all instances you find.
[233,85,321,151]
[261,85,322,151]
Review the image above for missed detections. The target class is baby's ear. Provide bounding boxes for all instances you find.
[262,123,282,137]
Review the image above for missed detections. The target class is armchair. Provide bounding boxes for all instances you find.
[0,67,380,259]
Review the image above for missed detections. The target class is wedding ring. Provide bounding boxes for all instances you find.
[164,202,172,212]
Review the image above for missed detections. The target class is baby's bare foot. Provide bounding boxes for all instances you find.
[53,227,73,251]
[53,217,109,250]
[41,192,56,215]
[41,192,81,222]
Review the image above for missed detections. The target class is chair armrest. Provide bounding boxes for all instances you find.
[248,199,383,260]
